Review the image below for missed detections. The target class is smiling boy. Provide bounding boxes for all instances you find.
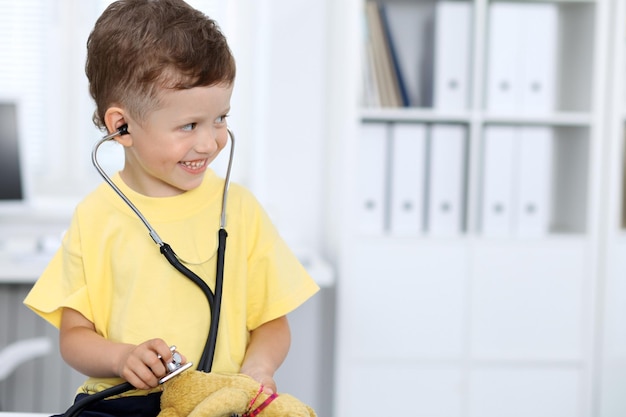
[23,2,319,417]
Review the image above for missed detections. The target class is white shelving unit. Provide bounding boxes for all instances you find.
[327,0,615,416]
[597,0,626,416]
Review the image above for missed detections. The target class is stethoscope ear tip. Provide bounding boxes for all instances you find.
[100,124,130,142]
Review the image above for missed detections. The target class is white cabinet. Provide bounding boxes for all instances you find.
[328,0,611,416]
[597,1,626,416]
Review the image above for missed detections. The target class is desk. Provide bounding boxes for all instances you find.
[0,217,66,284]
[0,282,83,413]
[0,217,334,415]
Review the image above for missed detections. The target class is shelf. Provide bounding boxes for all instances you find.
[360,108,593,126]
[483,111,592,126]
[347,356,585,369]
[360,107,471,123]
[348,233,589,247]
[336,0,608,415]
[490,0,596,4]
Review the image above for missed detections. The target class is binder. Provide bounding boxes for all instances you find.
[486,2,522,113]
[390,123,427,235]
[356,122,388,234]
[519,3,558,114]
[487,2,558,114]
[362,37,381,108]
[382,1,433,107]
[364,1,403,107]
[426,124,466,236]
[433,1,472,111]
[380,3,410,107]
[481,126,516,236]
[515,126,553,236]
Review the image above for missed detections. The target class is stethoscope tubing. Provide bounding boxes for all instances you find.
[63,382,134,417]
[64,127,235,417]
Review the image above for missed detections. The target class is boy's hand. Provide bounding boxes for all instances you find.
[239,316,292,395]
[240,366,277,394]
[117,339,183,390]
[60,308,186,389]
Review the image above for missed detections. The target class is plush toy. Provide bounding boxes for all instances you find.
[158,370,317,417]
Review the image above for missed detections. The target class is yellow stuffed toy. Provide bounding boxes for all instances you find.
[158,370,317,417]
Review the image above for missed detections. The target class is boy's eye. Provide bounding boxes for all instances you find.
[216,114,229,124]
[182,122,197,131]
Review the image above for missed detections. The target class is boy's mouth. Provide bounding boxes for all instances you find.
[179,159,207,170]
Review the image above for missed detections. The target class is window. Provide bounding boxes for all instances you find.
[0,1,53,200]
[0,0,227,209]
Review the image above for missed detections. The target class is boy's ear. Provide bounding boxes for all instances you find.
[104,107,132,146]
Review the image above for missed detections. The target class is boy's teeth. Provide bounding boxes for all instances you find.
[182,160,205,168]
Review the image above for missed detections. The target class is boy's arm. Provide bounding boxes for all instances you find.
[59,307,175,390]
[239,315,291,394]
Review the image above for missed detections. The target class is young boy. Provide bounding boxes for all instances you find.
[23,1,319,416]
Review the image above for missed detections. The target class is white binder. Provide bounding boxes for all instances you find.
[427,124,466,236]
[515,126,553,236]
[487,3,558,114]
[357,122,388,234]
[390,123,427,235]
[481,125,516,236]
[519,3,558,114]
[486,2,522,113]
[433,1,472,111]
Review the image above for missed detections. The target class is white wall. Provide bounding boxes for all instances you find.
[226,0,331,253]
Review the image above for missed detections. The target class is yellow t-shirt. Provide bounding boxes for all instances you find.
[24,170,319,395]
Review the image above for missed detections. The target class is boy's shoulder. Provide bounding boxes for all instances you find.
[227,180,254,199]
[69,182,120,224]
[77,181,112,209]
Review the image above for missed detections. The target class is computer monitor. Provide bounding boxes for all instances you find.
[0,102,26,207]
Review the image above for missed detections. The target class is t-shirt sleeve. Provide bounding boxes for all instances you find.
[244,192,320,330]
[23,212,94,329]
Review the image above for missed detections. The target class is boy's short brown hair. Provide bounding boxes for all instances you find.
[86,0,236,130]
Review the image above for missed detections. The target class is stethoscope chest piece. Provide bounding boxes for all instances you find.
[159,346,193,384]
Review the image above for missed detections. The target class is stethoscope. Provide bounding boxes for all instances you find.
[63,124,235,417]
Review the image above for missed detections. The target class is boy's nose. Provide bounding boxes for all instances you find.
[195,129,220,153]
